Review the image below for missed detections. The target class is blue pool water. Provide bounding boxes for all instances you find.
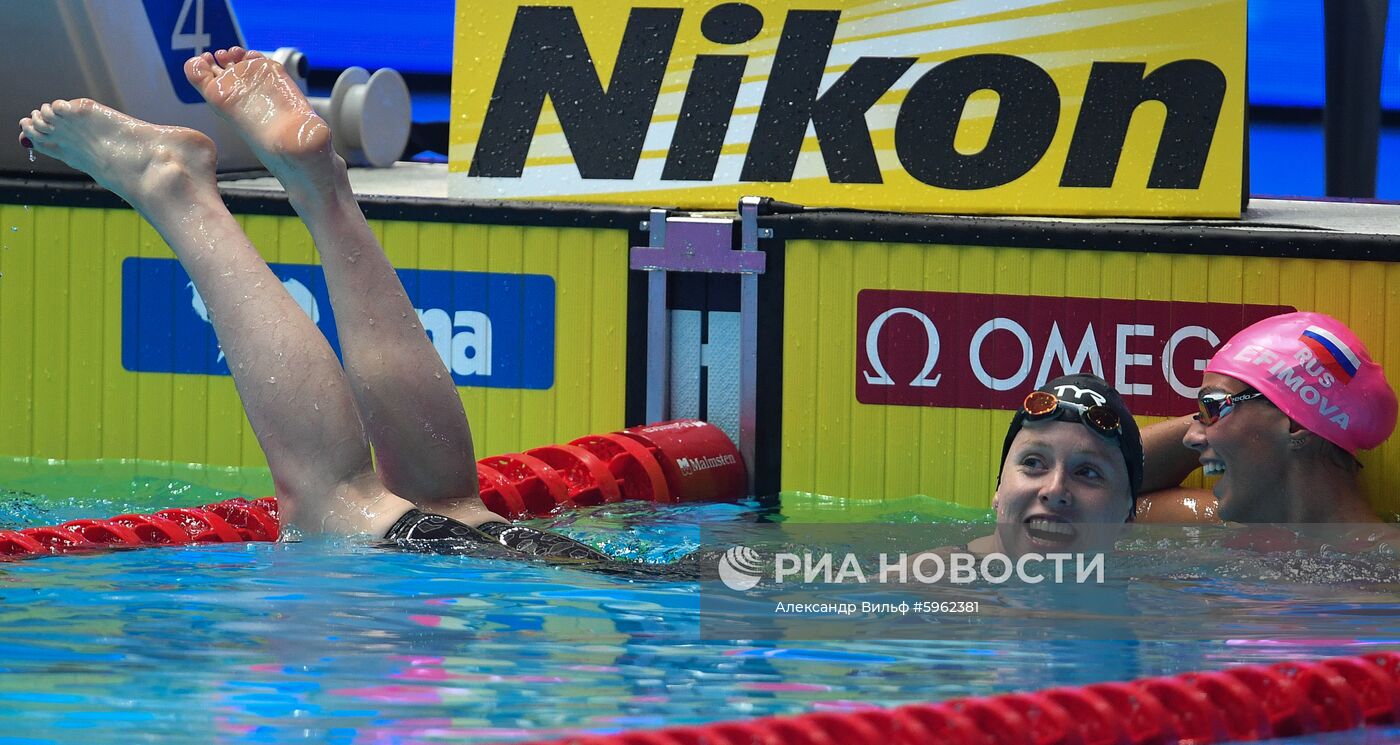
[1,461,1399,744]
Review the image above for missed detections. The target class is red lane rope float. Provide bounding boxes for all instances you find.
[1039,688,1126,745]
[618,421,746,503]
[1322,657,1397,725]
[997,693,1076,745]
[108,513,194,545]
[473,418,744,516]
[501,653,1400,745]
[478,463,529,520]
[0,530,48,556]
[0,496,290,560]
[0,420,747,561]
[477,453,574,514]
[155,508,244,543]
[17,526,96,553]
[204,498,281,542]
[896,703,984,745]
[569,433,671,503]
[1136,676,1223,744]
[1082,681,1176,745]
[943,696,1031,745]
[1175,671,1270,741]
[526,444,624,507]
[60,519,144,546]
[1225,661,1319,738]
[1274,660,1364,732]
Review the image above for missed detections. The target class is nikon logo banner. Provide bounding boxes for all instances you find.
[449,0,1246,218]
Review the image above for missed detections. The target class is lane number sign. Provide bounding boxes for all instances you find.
[142,0,244,103]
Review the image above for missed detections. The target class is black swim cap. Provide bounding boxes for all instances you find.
[997,374,1144,512]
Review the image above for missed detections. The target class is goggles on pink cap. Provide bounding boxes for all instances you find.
[1204,312,1397,454]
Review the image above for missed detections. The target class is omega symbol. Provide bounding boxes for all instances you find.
[863,307,942,388]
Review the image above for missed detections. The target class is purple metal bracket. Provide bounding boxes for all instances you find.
[630,218,766,274]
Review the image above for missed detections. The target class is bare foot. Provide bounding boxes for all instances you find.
[184,47,338,192]
[18,98,216,211]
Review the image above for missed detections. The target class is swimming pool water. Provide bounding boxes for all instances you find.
[1,459,1398,744]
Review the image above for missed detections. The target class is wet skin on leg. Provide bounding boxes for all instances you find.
[18,99,413,536]
[185,48,492,524]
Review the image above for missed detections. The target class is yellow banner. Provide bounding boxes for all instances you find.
[449,0,1246,218]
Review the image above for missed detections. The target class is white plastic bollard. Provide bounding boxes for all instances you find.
[309,67,412,168]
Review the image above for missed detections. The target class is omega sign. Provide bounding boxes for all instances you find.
[856,291,1292,416]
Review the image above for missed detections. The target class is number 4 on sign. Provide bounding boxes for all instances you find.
[172,0,211,57]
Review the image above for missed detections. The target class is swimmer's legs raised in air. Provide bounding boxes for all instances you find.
[18,99,412,536]
[185,48,491,524]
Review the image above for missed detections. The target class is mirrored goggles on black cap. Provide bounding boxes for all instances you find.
[1022,390,1122,438]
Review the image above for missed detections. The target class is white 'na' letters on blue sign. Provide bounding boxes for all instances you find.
[120,257,556,390]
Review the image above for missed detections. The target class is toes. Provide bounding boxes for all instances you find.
[19,134,32,149]
[184,54,214,85]
[29,110,52,133]
[20,119,40,144]
[245,49,264,60]
[40,103,54,121]
[187,51,224,78]
[215,47,237,66]
[50,99,71,117]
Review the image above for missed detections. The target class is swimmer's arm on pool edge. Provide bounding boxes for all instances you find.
[1136,415,1218,523]
[1141,415,1201,492]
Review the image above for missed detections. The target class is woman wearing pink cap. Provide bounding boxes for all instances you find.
[1142,312,1398,523]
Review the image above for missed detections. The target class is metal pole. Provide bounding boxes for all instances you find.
[644,209,669,424]
[738,197,762,492]
[1324,0,1389,198]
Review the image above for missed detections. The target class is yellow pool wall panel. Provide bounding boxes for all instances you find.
[781,238,1400,518]
[0,203,628,468]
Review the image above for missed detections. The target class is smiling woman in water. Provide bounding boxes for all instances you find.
[1140,312,1398,526]
[964,374,1141,559]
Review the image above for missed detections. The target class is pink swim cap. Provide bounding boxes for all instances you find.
[1205,312,1397,453]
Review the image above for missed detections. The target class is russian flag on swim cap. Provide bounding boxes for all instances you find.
[1300,325,1362,382]
[1209,312,1397,453]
